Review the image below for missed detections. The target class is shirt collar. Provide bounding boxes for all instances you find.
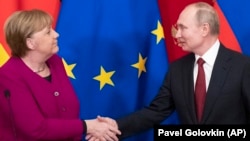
[195,39,220,66]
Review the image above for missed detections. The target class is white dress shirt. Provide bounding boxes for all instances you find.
[193,39,220,91]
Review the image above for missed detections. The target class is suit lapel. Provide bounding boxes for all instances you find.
[181,54,198,123]
[202,45,232,123]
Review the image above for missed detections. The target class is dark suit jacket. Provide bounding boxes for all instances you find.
[117,44,250,138]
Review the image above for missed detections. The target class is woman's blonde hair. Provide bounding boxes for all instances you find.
[4,9,53,57]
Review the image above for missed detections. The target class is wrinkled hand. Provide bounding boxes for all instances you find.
[85,116,121,141]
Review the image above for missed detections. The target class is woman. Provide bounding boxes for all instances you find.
[0,9,120,141]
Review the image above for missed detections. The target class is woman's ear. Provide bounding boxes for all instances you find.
[26,38,36,50]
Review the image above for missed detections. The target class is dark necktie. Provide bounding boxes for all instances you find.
[195,58,206,122]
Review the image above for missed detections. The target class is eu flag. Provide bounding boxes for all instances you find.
[56,0,179,140]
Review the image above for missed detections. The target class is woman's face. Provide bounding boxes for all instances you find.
[29,26,59,57]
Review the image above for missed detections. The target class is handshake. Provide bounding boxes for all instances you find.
[85,116,121,141]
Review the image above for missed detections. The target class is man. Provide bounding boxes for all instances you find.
[87,2,250,140]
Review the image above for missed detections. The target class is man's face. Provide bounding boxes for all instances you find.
[175,6,204,53]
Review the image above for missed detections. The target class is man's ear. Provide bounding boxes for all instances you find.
[201,23,209,36]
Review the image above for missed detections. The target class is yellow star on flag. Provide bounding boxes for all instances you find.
[131,53,147,78]
[0,43,10,66]
[62,58,76,79]
[151,20,165,44]
[93,66,115,90]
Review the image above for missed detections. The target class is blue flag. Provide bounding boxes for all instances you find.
[216,0,250,55]
[56,0,179,140]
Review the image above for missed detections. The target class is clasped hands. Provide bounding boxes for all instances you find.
[85,116,121,141]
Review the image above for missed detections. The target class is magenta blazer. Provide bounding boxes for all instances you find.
[0,54,83,141]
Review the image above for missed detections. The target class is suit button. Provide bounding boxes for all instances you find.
[62,107,66,112]
[54,91,59,96]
